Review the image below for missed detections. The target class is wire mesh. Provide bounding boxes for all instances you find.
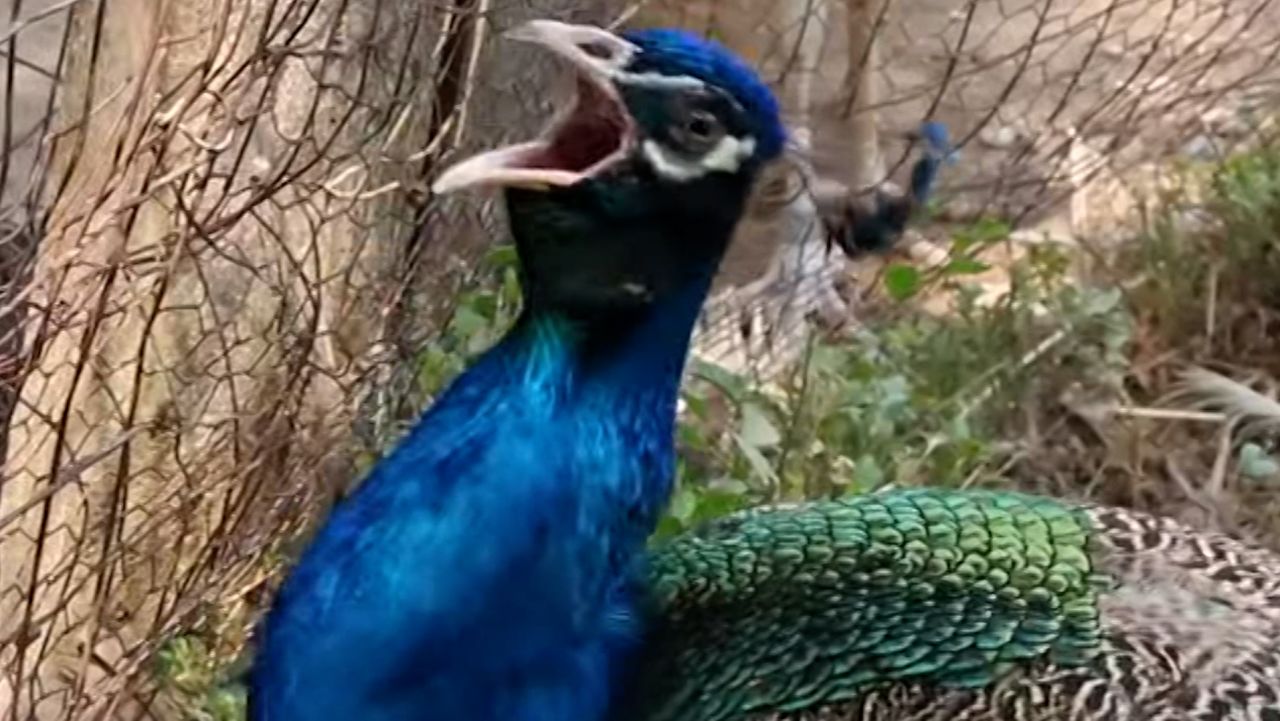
[1,0,1278,718]
[662,0,1280,378]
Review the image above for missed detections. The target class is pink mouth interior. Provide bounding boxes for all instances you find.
[524,76,631,174]
[431,67,634,194]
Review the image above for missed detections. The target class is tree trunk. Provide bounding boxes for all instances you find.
[0,1,615,718]
[844,0,888,188]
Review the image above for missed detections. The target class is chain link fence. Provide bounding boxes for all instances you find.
[1,0,1278,718]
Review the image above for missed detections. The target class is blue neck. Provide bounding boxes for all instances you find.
[250,268,714,721]
[463,269,714,538]
[557,274,712,402]
[910,155,941,203]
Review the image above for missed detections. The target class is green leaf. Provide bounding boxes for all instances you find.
[733,434,779,486]
[1079,286,1123,316]
[739,402,781,448]
[667,484,699,524]
[874,374,911,409]
[206,687,248,721]
[706,477,751,495]
[884,264,922,301]
[1239,442,1280,480]
[681,390,709,420]
[952,217,1011,252]
[500,267,523,304]
[485,243,519,268]
[652,516,686,540]
[449,304,489,338]
[948,414,973,441]
[852,454,885,491]
[943,257,991,276]
[690,358,750,403]
[676,422,708,452]
[692,484,750,522]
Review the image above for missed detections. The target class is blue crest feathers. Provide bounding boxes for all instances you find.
[622,28,786,161]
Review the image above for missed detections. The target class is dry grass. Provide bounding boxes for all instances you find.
[990,141,1280,545]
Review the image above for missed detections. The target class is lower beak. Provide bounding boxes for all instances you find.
[431,20,638,195]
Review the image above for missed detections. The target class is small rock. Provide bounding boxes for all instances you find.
[1202,106,1232,126]
[1182,134,1220,160]
[1099,43,1125,59]
[933,198,985,223]
[1173,207,1215,234]
[1009,228,1077,247]
[979,125,1021,150]
[791,126,814,153]
[1202,105,1255,138]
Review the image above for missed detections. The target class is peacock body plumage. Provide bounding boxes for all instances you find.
[248,20,788,721]
[620,488,1280,721]
[250,315,669,721]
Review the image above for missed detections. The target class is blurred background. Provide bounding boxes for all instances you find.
[2,0,1279,718]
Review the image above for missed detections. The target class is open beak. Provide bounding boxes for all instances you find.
[431,20,639,195]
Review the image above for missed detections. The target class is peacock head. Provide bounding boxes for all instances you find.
[432,20,786,319]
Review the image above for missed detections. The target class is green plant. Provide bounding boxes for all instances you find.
[154,634,248,721]
[152,140,1280,719]
[661,219,1132,538]
[417,244,524,398]
[1123,140,1280,348]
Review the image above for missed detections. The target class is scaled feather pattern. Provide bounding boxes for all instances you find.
[619,489,1280,721]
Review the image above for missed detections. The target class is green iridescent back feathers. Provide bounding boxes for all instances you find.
[629,490,1102,721]
[621,488,1280,721]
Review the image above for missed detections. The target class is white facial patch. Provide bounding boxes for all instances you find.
[613,71,708,92]
[641,135,757,182]
[619,281,652,299]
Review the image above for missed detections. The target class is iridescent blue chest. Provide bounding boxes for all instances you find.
[249,318,677,721]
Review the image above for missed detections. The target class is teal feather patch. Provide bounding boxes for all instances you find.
[628,489,1104,721]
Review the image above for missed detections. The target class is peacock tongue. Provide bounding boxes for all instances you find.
[432,21,638,195]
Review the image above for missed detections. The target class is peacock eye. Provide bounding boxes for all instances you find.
[686,112,717,138]
[672,108,725,152]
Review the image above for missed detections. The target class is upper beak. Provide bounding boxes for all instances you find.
[430,20,638,195]
[503,19,637,77]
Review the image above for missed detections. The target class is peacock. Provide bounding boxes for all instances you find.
[248,19,789,721]
[821,121,955,259]
[247,19,1280,721]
